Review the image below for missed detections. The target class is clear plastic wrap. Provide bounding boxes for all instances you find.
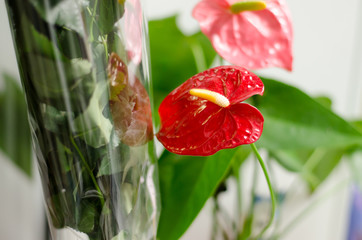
[5,0,159,239]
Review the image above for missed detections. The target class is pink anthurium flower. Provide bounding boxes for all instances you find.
[193,0,293,71]
[156,66,264,156]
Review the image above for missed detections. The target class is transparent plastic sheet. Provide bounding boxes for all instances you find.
[5,0,160,239]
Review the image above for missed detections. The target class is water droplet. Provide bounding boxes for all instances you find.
[274,43,281,50]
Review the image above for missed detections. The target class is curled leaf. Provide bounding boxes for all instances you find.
[108,53,153,146]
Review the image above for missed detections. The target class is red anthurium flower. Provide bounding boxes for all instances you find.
[193,0,293,71]
[156,66,264,156]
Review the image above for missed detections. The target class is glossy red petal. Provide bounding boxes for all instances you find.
[221,103,264,148]
[193,0,293,71]
[156,66,264,156]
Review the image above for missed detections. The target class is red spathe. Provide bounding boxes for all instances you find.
[156,66,264,156]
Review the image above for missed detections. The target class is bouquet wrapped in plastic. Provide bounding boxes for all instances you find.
[5,0,159,239]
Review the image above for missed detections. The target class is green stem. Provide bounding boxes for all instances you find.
[70,136,105,206]
[250,143,276,239]
[190,42,207,73]
[238,157,258,240]
[102,34,109,60]
[217,54,224,66]
[211,198,218,240]
[88,0,99,42]
[235,172,243,233]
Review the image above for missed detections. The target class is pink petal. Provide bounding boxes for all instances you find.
[124,0,143,64]
[193,0,293,71]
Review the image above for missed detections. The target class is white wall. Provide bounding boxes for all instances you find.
[0,0,361,239]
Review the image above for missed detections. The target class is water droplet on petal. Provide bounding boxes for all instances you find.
[269,48,276,55]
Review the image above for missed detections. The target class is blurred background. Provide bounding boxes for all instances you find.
[0,0,361,239]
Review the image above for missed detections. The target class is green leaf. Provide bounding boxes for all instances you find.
[256,78,362,150]
[157,148,237,240]
[149,16,217,126]
[74,82,112,148]
[0,74,32,177]
[270,148,346,191]
[352,120,362,133]
[18,1,88,59]
[269,150,310,172]
[306,148,345,191]
[42,105,68,133]
[78,203,97,233]
[27,53,95,112]
[97,143,130,177]
[98,0,125,35]
[313,95,333,110]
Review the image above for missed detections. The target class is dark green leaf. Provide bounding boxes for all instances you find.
[98,0,125,35]
[26,53,95,112]
[43,105,68,133]
[256,78,362,150]
[157,148,237,240]
[16,0,87,59]
[78,203,97,233]
[149,16,217,126]
[0,74,32,177]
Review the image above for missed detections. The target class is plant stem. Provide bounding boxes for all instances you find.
[250,143,276,239]
[190,42,207,72]
[238,157,258,240]
[235,171,243,233]
[88,0,99,42]
[211,198,219,240]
